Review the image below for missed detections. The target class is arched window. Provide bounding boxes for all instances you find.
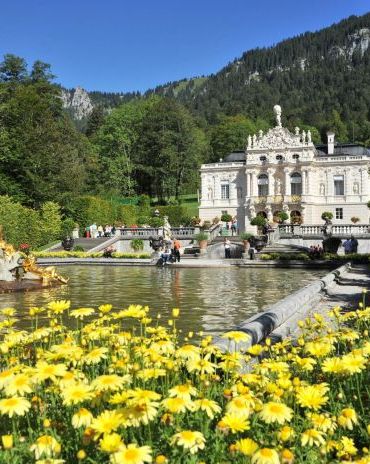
[290,172,302,195]
[257,174,268,196]
[260,156,267,163]
[276,155,284,162]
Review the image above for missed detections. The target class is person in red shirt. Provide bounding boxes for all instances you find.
[173,238,181,262]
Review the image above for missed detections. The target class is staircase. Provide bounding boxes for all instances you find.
[258,242,308,255]
[51,237,111,252]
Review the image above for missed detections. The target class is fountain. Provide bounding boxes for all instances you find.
[0,237,68,293]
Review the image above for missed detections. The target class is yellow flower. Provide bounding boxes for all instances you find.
[162,397,194,414]
[278,426,294,442]
[99,304,113,314]
[220,413,250,433]
[91,374,128,392]
[321,357,345,374]
[171,430,205,454]
[0,369,14,389]
[61,383,94,406]
[99,433,123,453]
[175,344,200,360]
[1,434,13,449]
[259,401,293,425]
[110,443,152,463]
[91,410,123,436]
[226,396,252,417]
[5,373,33,396]
[0,396,31,417]
[281,449,294,464]
[72,408,94,428]
[234,438,259,456]
[307,412,336,433]
[305,340,333,358]
[338,436,357,457]
[128,389,161,404]
[0,307,16,317]
[30,435,61,459]
[172,308,180,318]
[296,384,329,410]
[186,355,216,375]
[341,353,367,374]
[84,347,109,365]
[301,429,325,447]
[222,331,250,343]
[70,307,95,319]
[77,450,87,460]
[168,383,197,400]
[338,408,358,430]
[47,300,70,315]
[294,356,316,371]
[155,456,168,464]
[33,362,67,382]
[251,448,280,464]
[193,398,221,418]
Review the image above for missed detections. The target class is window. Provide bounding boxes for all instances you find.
[292,154,300,160]
[334,175,344,196]
[276,155,283,162]
[221,183,230,199]
[260,156,267,163]
[257,174,268,196]
[290,172,302,195]
[221,210,228,215]
[335,208,343,220]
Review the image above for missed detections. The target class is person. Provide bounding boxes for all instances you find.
[111,225,116,236]
[161,247,171,266]
[90,223,97,239]
[350,234,358,253]
[97,225,104,237]
[343,238,352,255]
[231,218,237,236]
[85,225,90,238]
[224,238,231,259]
[173,238,182,263]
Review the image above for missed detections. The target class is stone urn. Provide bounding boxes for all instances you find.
[198,240,208,253]
[62,237,74,251]
[243,240,250,252]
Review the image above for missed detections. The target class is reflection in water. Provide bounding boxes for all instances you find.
[1,266,326,337]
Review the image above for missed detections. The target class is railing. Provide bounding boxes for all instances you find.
[205,223,222,241]
[119,227,163,237]
[279,224,370,237]
[118,227,197,238]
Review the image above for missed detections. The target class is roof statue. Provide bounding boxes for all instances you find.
[273,105,282,127]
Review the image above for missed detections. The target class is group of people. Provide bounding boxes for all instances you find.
[225,218,238,236]
[160,238,182,265]
[85,224,116,238]
[343,235,359,254]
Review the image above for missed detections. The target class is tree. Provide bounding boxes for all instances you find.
[30,60,55,82]
[136,98,209,200]
[0,54,27,82]
[85,105,105,137]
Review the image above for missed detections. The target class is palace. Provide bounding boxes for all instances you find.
[199,106,370,232]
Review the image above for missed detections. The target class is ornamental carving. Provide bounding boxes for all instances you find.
[248,126,305,150]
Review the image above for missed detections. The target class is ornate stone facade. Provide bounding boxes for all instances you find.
[199,107,370,232]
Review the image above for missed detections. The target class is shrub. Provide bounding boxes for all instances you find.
[250,216,267,227]
[221,213,232,222]
[194,232,209,242]
[73,245,85,252]
[322,236,341,253]
[240,232,254,241]
[201,220,212,230]
[212,216,220,224]
[321,211,333,221]
[156,206,189,227]
[137,216,150,226]
[148,217,165,228]
[278,211,289,223]
[130,238,144,251]
[351,217,360,224]
[60,218,75,239]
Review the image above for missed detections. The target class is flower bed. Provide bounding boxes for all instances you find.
[32,251,151,259]
[0,299,369,463]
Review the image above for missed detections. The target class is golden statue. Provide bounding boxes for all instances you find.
[22,255,69,284]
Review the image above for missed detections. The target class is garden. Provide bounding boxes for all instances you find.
[0,296,369,463]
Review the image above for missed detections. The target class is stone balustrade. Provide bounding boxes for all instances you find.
[279,224,370,237]
[118,227,197,238]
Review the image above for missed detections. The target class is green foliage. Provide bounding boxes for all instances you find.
[73,245,85,252]
[33,251,151,259]
[240,232,254,240]
[137,216,150,226]
[0,195,62,248]
[221,213,232,222]
[321,211,333,221]
[156,205,190,227]
[194,232,209,242]
[259,252,310,261]
[60,218,75,239]
[148,217,165,228]
[250,216,267,227]
[278,211,289,223]
[130,238,144,251]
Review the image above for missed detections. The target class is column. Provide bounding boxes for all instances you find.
[284,168,291,196]
[344,169,351,196]
[267,169,274,196]
[306,170,311,195]
[361,168,368,196]
[230,178,237,201]
[246,171,250,197]
[251,171,257,197]
[302,171,307,195]
[326,170,333,196]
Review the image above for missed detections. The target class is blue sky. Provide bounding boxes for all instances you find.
[0,0,369,93]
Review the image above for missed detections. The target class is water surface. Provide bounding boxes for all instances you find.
[1,266,326,336]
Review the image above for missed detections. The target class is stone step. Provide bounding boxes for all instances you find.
[52,237,110,252]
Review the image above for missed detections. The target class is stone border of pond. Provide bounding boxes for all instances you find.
[214,263,353,352]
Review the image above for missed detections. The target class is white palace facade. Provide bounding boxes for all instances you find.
[199,106,370,233]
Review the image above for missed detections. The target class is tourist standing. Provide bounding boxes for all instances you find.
[97,225,104,237]
[350,234,358,253]
[343,238,352,255]
[90,223,97,239]
[231,218,237,236]
[224,238,231,259]
[173,238,181,262]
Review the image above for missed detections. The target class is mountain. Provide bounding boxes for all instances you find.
[64,12,370,141]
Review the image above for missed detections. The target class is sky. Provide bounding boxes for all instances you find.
[0,0,369,93]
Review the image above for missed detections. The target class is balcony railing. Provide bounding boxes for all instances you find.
[279,224,370,237]
[118,227,197,238]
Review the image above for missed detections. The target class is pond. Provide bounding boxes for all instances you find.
[1,266,326,337]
